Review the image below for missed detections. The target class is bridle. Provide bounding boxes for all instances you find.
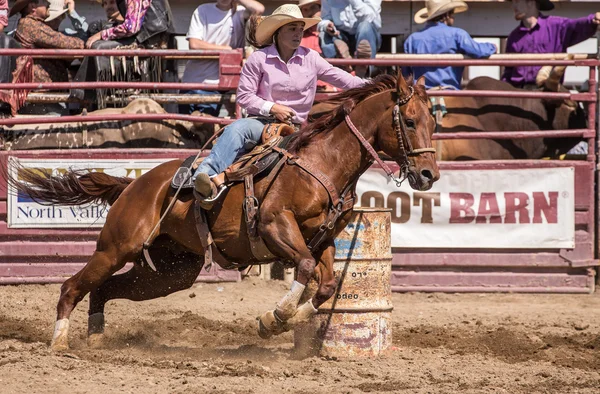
[344,85,436,187]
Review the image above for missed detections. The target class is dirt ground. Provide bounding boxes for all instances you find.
[1,278,600,394]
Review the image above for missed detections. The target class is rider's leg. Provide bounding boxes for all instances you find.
[192,118,265,197]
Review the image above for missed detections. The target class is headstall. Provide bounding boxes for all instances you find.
[345,85,436,187]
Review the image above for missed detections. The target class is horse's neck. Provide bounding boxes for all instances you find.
[300,101,383,194]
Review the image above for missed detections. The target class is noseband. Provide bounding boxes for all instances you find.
[344,85,436,187]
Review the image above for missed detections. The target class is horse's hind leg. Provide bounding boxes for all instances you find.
[52,246,129,351]
[87,249,202,348]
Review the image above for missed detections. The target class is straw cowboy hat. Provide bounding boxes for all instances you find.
[255,4,320,46]
[45,0,68,22]
[414,0,468,24]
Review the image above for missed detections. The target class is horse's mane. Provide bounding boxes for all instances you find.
[288,74,426,153]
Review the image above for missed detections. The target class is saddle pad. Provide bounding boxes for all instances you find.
[170,155,198,189]
[169,134,298,190]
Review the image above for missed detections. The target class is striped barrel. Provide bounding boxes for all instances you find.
[294,207,393,358]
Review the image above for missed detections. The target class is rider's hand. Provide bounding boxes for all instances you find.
[594,12,600,25]
[270,104,296,123]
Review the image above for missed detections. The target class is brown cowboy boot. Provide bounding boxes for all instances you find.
[354,40,372,78]
[333,40,353,73]
[194,173,218,210]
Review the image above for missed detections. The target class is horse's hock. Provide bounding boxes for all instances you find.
[294,208,393,358]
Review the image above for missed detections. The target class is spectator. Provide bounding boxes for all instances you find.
[0,0,8,32]
[71,0,176,107]
[88,0,124,35]
[317,0,382,77]
[45,0,89,41]
[180,0,264,116]
[404,0,496,90]
[11,0,84,83]
[501,0,600,88]
[85,0,175,49]
[299,0,320,51]
[298,0,337,92]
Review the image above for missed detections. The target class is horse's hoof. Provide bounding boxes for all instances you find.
[50,336,69,352]
[257,310,289,339]
[257,317,273,340]
[87,333,105,349]
[51,318,69,352]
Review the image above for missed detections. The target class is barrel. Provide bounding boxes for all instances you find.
[294,207,393,358]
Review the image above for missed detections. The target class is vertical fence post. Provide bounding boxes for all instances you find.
[594,33,600,282]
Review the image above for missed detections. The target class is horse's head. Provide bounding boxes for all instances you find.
[375,73,440,191]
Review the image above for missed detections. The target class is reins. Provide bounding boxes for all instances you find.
[344,85,436,187]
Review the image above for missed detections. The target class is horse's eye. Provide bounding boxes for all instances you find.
[405,119,415,129]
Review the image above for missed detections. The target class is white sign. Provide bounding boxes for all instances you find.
[356,167,575,249]
[8,158,172,228]
[8,159,576,249]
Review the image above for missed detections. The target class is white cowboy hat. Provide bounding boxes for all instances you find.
[45,0,69,22]
[414,0,468,24]
[298,0,320,7]
[255,4,320,46]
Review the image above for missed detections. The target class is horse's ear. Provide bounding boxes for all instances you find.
[416,76,426,87]
[396,70,410,94]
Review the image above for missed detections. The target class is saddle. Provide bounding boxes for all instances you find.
[171,123,298,269]
[171,122,355,271]
[170,123,295,190]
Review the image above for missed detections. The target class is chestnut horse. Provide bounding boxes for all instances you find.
[10,73,439,351]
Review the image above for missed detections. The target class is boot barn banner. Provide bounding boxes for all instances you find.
[8,159,575,249]
[356,167,575,249]
[7,158,171,229]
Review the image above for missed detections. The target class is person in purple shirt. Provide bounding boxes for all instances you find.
[192,4,366,206]
[502,0,600,87]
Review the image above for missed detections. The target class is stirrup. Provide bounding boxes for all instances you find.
[194,185,228,210]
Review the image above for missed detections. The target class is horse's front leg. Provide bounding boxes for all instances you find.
[283,242,337,327]
[256,211,320,338]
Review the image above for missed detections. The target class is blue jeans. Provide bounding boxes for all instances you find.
[179,89,221,117]
[193,118,268,178]
[319,21,381,60]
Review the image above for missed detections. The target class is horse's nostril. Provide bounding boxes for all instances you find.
[421,169,433,180]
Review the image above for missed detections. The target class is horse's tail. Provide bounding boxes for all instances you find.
[6,164,134,206]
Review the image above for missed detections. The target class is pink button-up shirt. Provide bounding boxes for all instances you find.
[237,45,366,124]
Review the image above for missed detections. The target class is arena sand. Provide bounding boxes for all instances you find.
[1,277,599,393]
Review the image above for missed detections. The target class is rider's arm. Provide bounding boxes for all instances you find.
[237,52,273,116]
[314,52,367,90]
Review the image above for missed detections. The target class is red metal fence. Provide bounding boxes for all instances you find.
[0,49,598,292]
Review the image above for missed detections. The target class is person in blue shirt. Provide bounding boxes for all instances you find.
[403,0,497,89]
